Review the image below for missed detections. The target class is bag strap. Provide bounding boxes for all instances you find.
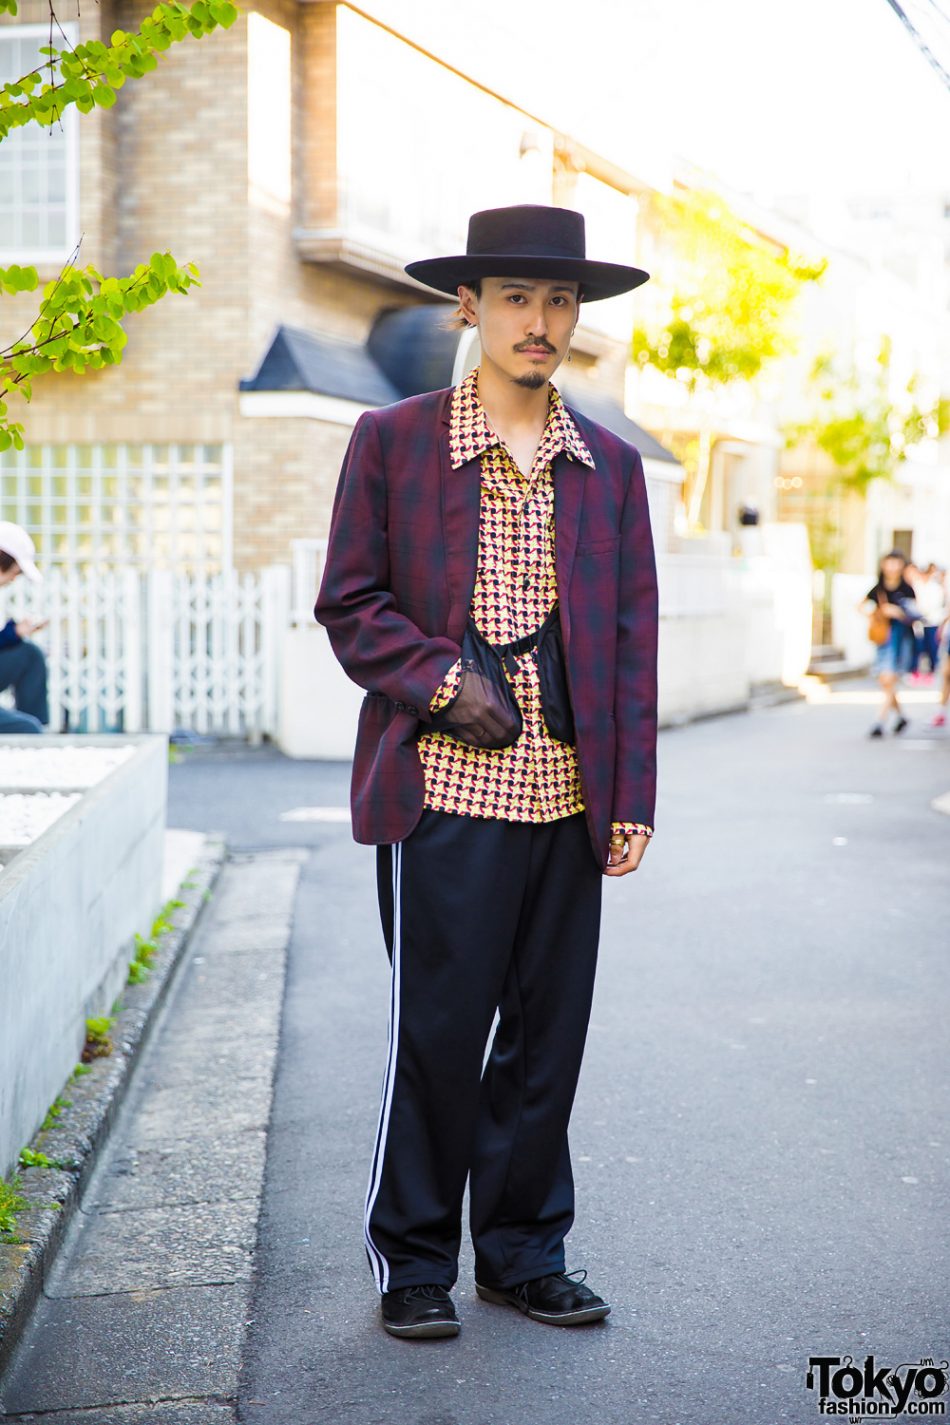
[480,605,560,676]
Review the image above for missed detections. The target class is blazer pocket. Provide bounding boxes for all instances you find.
[575,537,620,556]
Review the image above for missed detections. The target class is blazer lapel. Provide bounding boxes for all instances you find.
[554,449,586,646]
[440,426,481,644]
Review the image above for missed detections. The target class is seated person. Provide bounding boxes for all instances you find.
[0,521,49,734]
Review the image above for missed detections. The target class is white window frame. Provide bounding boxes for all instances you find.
[0,22,80,266]
[0,442,234,572]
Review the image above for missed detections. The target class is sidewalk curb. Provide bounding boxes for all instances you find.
[0,834,228,1381]
[658,682,805,731]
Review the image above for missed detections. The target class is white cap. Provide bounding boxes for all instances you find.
[0,521,43,583]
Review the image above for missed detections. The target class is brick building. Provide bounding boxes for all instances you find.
[0,0,679,583]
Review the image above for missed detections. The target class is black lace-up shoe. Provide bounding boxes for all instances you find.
[381,1283,460,1339]
[475,1269,610,1325]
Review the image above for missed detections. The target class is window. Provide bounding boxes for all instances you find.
[0,443,232,570]
[0,25,80,262]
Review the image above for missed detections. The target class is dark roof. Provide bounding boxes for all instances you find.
[367,305,460,399]
[557,381,680,464]
[240,312,681,465]
[239,325,402,406]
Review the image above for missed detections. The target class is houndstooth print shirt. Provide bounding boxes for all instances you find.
[416,366,652,842]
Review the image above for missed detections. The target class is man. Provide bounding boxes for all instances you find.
[315,204,658,1340]
[0,520,49,734]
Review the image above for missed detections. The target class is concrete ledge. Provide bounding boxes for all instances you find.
[0,735,169,1175]
[0,835,227,1381]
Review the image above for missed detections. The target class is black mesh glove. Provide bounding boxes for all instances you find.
[429,666,521,748]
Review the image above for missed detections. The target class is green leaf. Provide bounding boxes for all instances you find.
[92,84,116,108]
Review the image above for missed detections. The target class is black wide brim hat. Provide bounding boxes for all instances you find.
[405,204,650,304]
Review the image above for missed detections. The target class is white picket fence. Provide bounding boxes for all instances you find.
[0,565,291,737]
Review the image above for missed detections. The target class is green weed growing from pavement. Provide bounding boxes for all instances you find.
[18,1148,66,1170]
[128,931,157,983]
[0,1175,27,1241]
[40,1095,71,1131]
[126,892,187,985]
[82,1016,115,1060]
[71,1063,91,1079]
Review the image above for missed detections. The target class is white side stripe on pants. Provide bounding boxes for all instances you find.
[363,841,402,1294]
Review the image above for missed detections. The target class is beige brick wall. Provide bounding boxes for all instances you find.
[233,414,351,571]
[1,1,425,573]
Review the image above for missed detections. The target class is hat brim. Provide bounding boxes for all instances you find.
[16,558,42,583]
[404,254,650,303]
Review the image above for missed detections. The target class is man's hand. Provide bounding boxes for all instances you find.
[429,668,520,748]
[604,832,650,877]
[15,617,48,638]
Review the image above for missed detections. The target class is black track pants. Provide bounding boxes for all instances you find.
[364,809,603,1293]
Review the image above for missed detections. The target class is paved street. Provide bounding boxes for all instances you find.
[4,681,949,1424]
[190,681,950,1425]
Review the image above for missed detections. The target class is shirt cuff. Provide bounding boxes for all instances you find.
[611,821,653,839]
[429,659,463,714]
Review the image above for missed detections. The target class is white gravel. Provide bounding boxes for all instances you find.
[0,745,135,855]
[0,791,82,847]
[0,745,135,789]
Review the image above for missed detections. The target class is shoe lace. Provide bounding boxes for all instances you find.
[513,1267,588,1301]
[403,1283,450,1303]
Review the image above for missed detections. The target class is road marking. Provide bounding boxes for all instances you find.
[279,806,350,822]
[932,792,950,817]
[823,792,873,804]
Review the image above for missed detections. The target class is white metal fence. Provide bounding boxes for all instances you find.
[291,537,327,625]
[0,565,290,737]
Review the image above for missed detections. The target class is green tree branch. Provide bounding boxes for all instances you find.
[630,188,825,529]
[785,342,949,497]
[0,251,201,451]
[0,0,237,135]
[0,0,238,447]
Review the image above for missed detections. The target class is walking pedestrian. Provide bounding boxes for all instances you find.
[930,570,950,728]
[315,204,658,1340]
[0,521,50,735]
[859,549,919,738]
[913,562,947,684]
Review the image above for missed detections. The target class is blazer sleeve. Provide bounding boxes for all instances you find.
[314,411,461,721]
[612,449,659,829]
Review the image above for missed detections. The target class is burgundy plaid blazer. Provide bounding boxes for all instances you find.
[314,385,658,866]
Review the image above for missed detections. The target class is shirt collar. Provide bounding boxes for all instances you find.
[448,365,595,472]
